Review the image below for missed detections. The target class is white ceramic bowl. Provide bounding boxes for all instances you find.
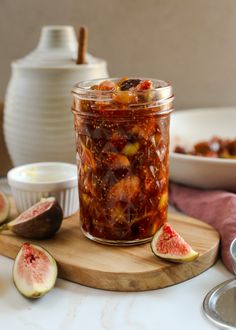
[169,107,236,191]
[7,162,79,217]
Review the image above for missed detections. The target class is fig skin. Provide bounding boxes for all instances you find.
[0,197,63,239]
[13,242,58,298]
[151,223,199,263]
[0,192,10,224]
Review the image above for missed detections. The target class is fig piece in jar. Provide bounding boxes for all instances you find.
[121,142,140,156]
[80,192,92,206]
[120,79,141,91]
[110,204,126,223]
[80,170,97,196]
[110,131,127,151]
[108,176,140,203]
[135,79,152,91]
[13,242,57,298]
[0,197,63,239]
[131,211,159,238]
[103,152,130,169]
[129,118,157,140]
[112,91,138,104]
[109,204,131,239]
[158,191,168,210]
[139,166,155,193]
[98,80,116,91]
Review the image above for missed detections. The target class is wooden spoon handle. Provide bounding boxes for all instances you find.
[76,26,88,64]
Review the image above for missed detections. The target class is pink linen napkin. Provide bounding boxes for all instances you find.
[169,182,236,274]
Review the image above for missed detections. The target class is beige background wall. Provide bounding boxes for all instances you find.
[1,0,236,109]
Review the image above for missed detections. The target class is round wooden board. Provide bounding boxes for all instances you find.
[0,208,220,292]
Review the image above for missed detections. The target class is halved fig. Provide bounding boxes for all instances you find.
[0,197,63,239]
[0,192,10,224]
[151,223,199,263]
[13,242,57,298]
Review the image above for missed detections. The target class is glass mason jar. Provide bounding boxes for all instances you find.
[71,78,174,245]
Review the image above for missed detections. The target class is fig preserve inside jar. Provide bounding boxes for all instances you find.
[71,77,174,245]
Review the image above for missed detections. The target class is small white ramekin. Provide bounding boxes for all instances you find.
[7,162,79,217]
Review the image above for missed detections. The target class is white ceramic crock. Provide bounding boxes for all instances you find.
[3,25,108,166]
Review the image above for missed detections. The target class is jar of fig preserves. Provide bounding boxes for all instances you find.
[71,78,174,245]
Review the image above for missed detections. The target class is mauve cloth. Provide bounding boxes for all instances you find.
[169,182,236,274]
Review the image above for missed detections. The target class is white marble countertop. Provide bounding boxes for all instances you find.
[0,255,232,330]
[0,178,233,330]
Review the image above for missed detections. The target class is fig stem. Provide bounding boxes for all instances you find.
[0,223,9,232]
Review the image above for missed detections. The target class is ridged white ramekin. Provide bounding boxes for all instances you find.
[7,162,79,218]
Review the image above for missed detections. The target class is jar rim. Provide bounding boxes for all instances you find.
[72,77,173,102]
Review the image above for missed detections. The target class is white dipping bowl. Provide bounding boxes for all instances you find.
[7,162,79,217]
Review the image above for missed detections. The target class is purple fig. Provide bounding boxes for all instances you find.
[0,197,63,239]
[13,242,57,298]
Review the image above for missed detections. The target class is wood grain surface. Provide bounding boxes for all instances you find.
[0,202,220,291]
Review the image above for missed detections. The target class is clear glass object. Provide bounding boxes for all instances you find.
[71,78,174,245]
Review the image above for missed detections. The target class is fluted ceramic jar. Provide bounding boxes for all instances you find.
[4,25,108,166]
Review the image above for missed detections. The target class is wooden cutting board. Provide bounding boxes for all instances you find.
[0,201,220,292]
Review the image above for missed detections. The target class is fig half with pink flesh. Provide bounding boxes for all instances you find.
[0,197,63,239]
[13,242,57,298]
[151,223,199,263]
[0,192,10,224]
